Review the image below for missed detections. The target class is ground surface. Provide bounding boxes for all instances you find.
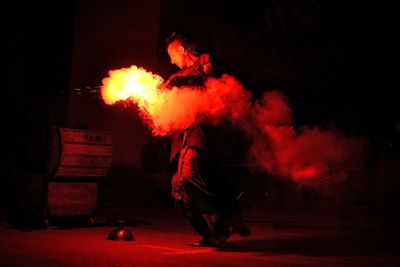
[0,207,399,267]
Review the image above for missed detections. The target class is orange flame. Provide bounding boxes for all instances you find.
[101,65,170,135]
[101,65,209,135]
[101,65,164,108]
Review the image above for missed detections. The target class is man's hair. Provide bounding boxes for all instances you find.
[166,32,201,56]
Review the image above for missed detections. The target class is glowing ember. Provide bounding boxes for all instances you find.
[117,230,124,237]
[293,167,320,181]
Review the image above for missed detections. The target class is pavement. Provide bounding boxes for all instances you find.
[0,207,399,267]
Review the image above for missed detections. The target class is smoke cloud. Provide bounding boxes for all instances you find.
[102,67,365,190]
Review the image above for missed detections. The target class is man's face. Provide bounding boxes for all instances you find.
[167,40,186,69]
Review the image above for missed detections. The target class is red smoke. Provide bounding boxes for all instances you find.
[249,91,364,186]
[101,65,365,187]
[101,66,251,135]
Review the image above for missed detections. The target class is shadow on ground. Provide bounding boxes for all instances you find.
[217,230,400,256]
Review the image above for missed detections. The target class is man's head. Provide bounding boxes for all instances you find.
[166,32,201,69]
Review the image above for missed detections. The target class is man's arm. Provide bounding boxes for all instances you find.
[203,62,212,75]
[199,54,212,75]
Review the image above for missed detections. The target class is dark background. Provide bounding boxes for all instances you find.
[1,1,398,218]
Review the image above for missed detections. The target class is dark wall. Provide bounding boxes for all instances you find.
[68,0,161,167]
[2,2,75,172]
[1,2,75,214]
[1,0,171,218]
[157,1,397,137]
[156,1,399,212]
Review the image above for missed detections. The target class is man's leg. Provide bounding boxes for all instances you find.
[178,200,215,244]
[180,148,230,245]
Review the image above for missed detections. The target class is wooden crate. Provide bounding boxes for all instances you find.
[48,127,112,178]
[7,128,113,228]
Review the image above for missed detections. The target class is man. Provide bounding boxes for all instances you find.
[164,32,212,88]
[163,32,249,247]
